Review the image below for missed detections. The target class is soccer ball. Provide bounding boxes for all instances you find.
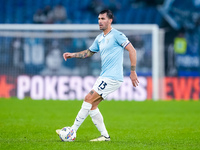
[59,127,76,142]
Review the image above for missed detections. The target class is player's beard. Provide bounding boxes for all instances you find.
[99,24,108,31]
[99,24,104,30]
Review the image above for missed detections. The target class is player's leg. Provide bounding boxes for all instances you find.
[56,100,92,135]
[89,77,122,141]
[88,91,110,141]
[71,90,102,132]
[56,90,102,135]
[89,107,110,140]
[81,92,110,141]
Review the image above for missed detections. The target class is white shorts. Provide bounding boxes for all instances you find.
[92,77,122,99]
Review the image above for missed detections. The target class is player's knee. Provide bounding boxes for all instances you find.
[84,94,92,103]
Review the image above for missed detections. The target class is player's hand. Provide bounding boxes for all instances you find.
[130,71,139,87]
[63,52,74,61]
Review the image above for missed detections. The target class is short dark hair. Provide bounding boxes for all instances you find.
[99,9,114,19]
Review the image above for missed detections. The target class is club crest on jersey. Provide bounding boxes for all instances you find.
[106,38,110,43]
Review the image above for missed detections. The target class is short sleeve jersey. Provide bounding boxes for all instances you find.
[89,28,130,81]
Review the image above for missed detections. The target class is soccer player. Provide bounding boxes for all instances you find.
[56,9,139,141]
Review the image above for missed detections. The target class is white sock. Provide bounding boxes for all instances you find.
[89,108,109,137]
[71,101,92,132]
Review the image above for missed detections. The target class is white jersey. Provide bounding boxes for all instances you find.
[89,28,130,81]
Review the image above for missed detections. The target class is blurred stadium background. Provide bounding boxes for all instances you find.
[0,0,200,101]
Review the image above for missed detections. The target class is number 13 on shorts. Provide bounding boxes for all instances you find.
[98,81,107,90]
[92,77,122,99]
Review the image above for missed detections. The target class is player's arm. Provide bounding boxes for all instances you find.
[63,49,95,61]
[125,43,139,87]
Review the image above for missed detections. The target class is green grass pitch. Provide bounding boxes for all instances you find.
[0,98,200,150]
